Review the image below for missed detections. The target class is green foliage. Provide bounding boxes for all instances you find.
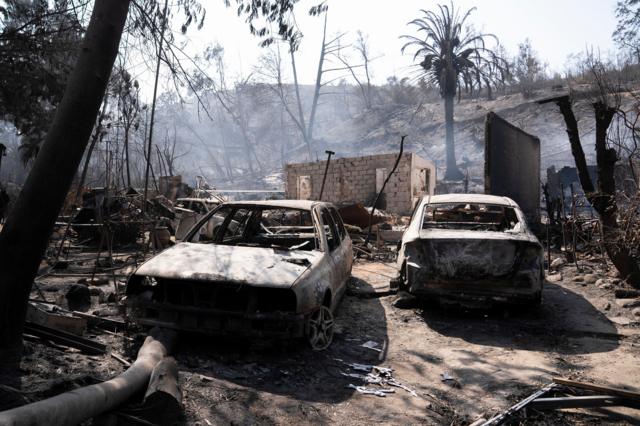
[0,0,207,164]
[401,2,508,98]
[113,67,142,134]
[514,39,546,98]
[0,0,84,163]
[228,0,326,51]
[383,76,422,106]
[129,0,206,45]
[614,0,640,55]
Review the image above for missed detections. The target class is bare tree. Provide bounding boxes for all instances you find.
[195,44,264,174]
[333,31,378,110]
[257,6,352,159]
[160,126,189,176]
[542,57,640,287]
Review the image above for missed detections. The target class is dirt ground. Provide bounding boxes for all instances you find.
[4,251,640,425]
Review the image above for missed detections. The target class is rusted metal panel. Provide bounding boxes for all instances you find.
[338,203,386,229]
[485,112,541,226]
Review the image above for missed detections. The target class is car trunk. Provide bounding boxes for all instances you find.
[406,230,540,287]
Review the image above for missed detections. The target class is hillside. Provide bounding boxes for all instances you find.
[183,82,638,191]
[321,86,631,184]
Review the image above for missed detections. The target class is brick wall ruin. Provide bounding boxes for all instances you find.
[285,153,436,214]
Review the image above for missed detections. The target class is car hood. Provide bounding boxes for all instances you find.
[134,242,322,288]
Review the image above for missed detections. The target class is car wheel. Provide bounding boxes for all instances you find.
[306,306,334,351]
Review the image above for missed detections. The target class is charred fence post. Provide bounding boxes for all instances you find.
[364,135,406,248]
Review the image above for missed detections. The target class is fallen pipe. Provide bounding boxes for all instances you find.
[139,356,183,425]
[0,328,176,426]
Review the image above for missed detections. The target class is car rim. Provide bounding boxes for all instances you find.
[307,306,334,351]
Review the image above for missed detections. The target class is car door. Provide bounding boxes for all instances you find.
[318,207,345,309]
[329,207,352,280]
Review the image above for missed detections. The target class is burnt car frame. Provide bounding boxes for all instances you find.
[125,200,353,350]
[394,194,544,306]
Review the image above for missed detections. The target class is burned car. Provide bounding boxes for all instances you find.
[125,200,352,350]
[394,194,544,306]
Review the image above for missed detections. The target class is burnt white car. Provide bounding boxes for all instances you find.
[394,194,544,306]
[126,200,352,350]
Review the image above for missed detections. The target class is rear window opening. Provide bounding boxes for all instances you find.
[422,203,520,232]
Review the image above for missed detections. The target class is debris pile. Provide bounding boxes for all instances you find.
[340,362,418,398]
[338,202,409,261]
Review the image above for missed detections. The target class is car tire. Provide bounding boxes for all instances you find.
[306,306,334,351]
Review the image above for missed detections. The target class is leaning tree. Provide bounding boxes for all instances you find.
[401,2,507,181]
[0,0,307,365]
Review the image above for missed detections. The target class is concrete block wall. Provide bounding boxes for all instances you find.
[285,153,435,214]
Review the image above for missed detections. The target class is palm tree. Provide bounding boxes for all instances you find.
[402,3,507,180]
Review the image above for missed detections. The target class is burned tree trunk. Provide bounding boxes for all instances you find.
[548,95,640,287]
[0,0,130,363]
[592,101,640,285]
[77,94,110,201]
[443,93,464,180]
[555,96,594,193]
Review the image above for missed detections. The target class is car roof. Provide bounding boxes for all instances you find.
[424,193,518,207]
[221,199,333,211]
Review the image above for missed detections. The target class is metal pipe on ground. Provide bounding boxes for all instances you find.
[0,327,177,426]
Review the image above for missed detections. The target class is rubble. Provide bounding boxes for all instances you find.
[3,175,639,426]
[64,284,90,311]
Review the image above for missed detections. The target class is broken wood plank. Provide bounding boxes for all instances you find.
[23,322,106,355]
[110,353,132,367]
[552,377,640,400]
[481,383,557,425]
[614,289,640,299]
[0,328,177,426]
[72,311,126,330]
[27,303,87,336]
[101,328,134,341]
[529,395,640,410]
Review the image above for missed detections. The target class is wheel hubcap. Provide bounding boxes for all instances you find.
[307,306,334,350]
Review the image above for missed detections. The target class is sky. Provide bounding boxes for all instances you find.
[166,0,620,89]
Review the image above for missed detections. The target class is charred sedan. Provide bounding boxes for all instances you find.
[394,194,544,306]
[125,200,352,350]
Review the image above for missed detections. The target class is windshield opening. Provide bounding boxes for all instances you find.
[422,203,520,232]
[188,206,319,251]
